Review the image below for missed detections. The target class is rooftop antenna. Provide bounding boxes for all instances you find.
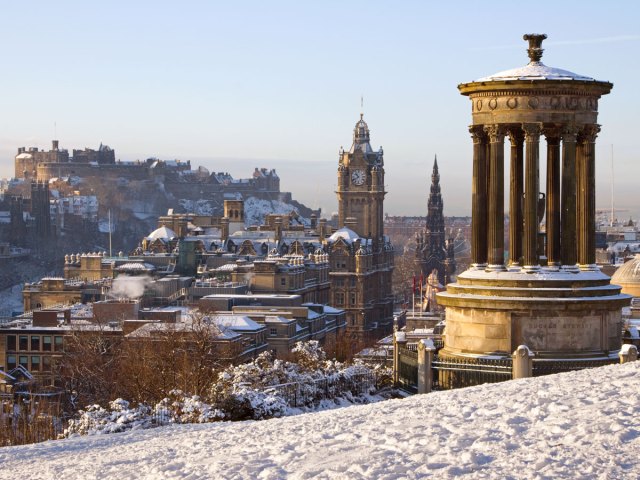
[360,95,364,118]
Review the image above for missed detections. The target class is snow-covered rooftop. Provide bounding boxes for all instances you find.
[5,362,640,478]
[210,314,264,332]
[146,225,178,241]
[327,227,360,244]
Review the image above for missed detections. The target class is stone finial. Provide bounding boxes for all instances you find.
[523,33,547,63]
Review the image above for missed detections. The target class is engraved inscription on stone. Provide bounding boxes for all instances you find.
[514,315,602,352]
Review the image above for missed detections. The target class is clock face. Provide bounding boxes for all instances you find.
[351,169,365,186]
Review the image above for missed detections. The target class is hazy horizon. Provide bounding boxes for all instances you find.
[1,1,638,219]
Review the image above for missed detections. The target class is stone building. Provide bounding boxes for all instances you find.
[31,181,53,241]
[437,34,630,384]
[329,115,394,343]
[14,141,69,180]
[415,157,456,285]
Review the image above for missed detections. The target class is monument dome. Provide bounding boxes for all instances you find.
[611,255,640,297]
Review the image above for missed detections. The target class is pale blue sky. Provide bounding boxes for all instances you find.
[1,1,639,217]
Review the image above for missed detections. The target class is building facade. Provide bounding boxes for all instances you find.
[328,115,394,343]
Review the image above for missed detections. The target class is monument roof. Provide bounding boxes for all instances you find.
[476,62,594,82]
[471,34,604,84]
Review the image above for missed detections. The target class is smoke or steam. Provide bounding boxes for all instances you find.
[244,272,255,294]
[109,275,151,300]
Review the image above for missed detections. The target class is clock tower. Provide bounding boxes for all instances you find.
[336,114,386,245]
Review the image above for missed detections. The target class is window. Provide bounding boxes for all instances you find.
[54,336,64,352]
[350,277,356,288]
[335,278,344,287]
[42,356,51,372]
[31,356,40,372]
[19,335,28,351]
[7,335,16,351]
[19,356,28,369]
[350,293,357,306]
[280,278,286,286]
[42,336,52,352]
[7,355,16,370]
[31,336,40,351]
[335,293,344,306]
[270,328,278,336]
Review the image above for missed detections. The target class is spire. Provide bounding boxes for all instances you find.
[431,156,441,195]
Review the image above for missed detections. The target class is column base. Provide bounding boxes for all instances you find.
[561,264,580,273]
[471,263,488,270]
[523,264,541,273]
[579,263,598,272]
[486,264,506,272]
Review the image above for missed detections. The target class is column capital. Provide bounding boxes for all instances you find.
[522,123,543,141]
[483,124,506,143]
[469,125,486,144]
[578,124,601,144]
[507,127,524,145]
[543,126,562,145]
[561,124,580,143]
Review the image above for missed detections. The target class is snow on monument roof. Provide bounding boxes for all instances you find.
[474,34,599,83]
[476,61,595,82]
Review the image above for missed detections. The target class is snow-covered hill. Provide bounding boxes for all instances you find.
[3,362,640,479]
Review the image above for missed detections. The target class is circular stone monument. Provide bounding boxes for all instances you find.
[436,34,631,385]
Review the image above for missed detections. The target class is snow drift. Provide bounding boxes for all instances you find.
[3,362,640,479]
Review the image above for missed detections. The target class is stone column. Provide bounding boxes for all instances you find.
[484,124,506,270]
[561,126,578,267]
[508,128,524,266]
[577,125,600,269]
[545,128,561,267]
[470,126,488,267]
[393,331,406,385]
[522,123,542,271]
[417,338,435,394]
[512,345,534,379]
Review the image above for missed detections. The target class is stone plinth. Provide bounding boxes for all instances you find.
[437,268,630,371]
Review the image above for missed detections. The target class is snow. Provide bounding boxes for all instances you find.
[459,266,611,282]
[476,61,596,82]
[243,196,308,227]
[178,199,215,216]
[4,362,640,478]
[146,225,178,241]
[327,226,361,244]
